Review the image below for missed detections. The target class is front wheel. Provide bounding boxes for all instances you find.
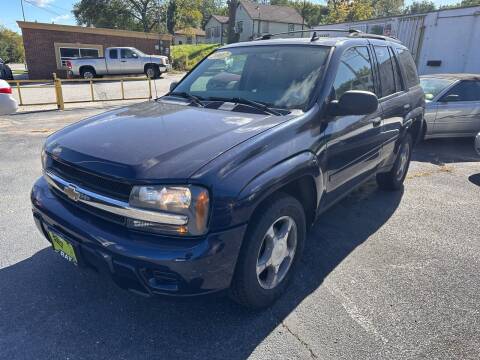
[230,194,306,309]
[145,65,159,79]
[377,133,413,191]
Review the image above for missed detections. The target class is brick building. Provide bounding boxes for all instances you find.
[18,21,172,79]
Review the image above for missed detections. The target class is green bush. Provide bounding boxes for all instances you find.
[171,43,219,71]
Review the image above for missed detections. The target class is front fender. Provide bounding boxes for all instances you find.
[229,151,323,226]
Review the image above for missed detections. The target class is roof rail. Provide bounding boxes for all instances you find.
[348,32,402,43]
[255,28,361,41]
[255,28,402,44]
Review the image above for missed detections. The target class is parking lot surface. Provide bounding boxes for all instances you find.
[1,105,479,359]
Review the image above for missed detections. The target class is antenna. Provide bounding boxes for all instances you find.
[310,31,318,41]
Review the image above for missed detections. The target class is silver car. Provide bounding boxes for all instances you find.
[420,74,480,139]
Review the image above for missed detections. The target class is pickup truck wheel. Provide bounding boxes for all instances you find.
[230,194,306,309]
[145,65,159,79]
[80,68,95,80]
[377,133,413,191]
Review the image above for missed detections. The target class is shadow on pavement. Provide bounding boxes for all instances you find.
[413,138,479,165]
[0,182,403,359]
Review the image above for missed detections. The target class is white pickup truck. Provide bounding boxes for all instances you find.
[66,47,171,79]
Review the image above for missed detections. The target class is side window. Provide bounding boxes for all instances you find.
[109,49,118,59]
[121,49,137,59]
[440,81,480,102]
[333,47,375,99]
[389,47,404,92]
[396,48,419,88]
[373,45,396,97]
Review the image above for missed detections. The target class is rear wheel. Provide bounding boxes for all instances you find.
[80,67,95,79]
[230,194,306,309]
[377,133,412,191]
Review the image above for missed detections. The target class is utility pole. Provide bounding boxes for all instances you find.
[20,0,26,21]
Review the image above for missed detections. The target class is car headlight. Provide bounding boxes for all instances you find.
[128,185,210,236]
[41,148,47,170]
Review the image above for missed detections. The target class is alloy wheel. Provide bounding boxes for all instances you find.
[256,216,297,290]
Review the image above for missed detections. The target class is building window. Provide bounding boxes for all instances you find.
[288,23,295,33]
[59,47,99,67]
[236,21,243,34]
[214,26,220,38]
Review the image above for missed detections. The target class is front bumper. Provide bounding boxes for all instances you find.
[160,64,172,72]
[31,176,246,296]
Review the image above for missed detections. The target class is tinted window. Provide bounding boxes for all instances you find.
[109,49,118,59]
[333,47,375,99]
[374,46,396,97]
[389,47,404,92]
[396,48,419,88]
[121,49,137,59]
[175,46,330,110]
[440,81,480,102]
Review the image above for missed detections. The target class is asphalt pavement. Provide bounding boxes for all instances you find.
[0,105,479,360]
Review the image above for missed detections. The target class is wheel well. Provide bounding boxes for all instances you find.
[144,63,158,72]
[408,117,424,145]
[79,66,95,74]
[252,176,317,230]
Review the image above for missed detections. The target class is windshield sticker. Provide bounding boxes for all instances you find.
[209,51,231,60]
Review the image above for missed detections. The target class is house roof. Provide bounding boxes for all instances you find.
[175,28,206,36]
[211,15,229,24]
[239,0,304,25]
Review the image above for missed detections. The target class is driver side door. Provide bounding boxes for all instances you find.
[324,46,383,205]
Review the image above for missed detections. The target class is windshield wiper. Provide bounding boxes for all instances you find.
[207,96,283,116]
[168,92,205,107]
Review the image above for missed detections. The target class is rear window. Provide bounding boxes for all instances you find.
[373,46,396,97]
[395,48,419,88]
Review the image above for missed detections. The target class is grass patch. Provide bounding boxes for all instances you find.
[171,44,220,71]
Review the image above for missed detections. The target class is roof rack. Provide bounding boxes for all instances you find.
[255,28,402,44]
[255,28,361,41]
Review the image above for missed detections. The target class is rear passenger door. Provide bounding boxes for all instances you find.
[325,46,383,203]
[434,80,480,136]
[372,45,411,165]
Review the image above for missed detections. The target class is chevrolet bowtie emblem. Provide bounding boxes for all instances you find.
[64,184,81,202]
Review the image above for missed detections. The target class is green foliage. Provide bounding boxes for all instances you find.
[403,0,436,14]
[73,0,161,32]
[0,26,25,63]
[372,0,404,17]
[171,43,219,70]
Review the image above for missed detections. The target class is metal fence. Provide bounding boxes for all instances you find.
[8,74,153,110]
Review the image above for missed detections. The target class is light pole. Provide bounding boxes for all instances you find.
[20,0,26,21]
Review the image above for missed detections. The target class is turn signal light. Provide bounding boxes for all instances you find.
[0,87,12,94]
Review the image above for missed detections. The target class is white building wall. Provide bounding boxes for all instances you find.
[313,6,480,75]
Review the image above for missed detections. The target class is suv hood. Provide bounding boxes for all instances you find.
[46,100,292,180]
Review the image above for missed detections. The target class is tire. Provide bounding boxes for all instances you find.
[80,67,95,79]
[376,133,413,191]
[145,65,159,79]
[230,193,306,309]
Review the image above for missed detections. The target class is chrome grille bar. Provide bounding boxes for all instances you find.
[44,171,188,226]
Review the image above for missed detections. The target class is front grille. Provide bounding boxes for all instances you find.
[48,157,132,201]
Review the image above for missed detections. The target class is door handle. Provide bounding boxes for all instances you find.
[372,117,381,127]
[120,60,127,62]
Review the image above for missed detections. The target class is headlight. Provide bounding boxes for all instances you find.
[41,148,47,169]
[128,185,210,236]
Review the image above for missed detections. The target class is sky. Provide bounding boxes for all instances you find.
[0,0,462,34]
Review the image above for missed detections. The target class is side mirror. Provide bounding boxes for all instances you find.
[475,132,480,156]
[169,81,178,92]
[328,90,378,117]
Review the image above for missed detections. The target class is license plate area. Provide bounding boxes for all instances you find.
[49,230,78,265]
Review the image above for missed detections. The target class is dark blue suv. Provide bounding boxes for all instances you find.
[31,33,424,308]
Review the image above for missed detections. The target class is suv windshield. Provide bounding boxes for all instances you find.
[172,45,331,110]
[420,77,455,101]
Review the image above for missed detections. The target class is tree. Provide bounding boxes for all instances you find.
[73,0,160,32]
[372,0,404,17]
[226,0,237,43]
[403,0,435,14]
[0,26,25,63]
